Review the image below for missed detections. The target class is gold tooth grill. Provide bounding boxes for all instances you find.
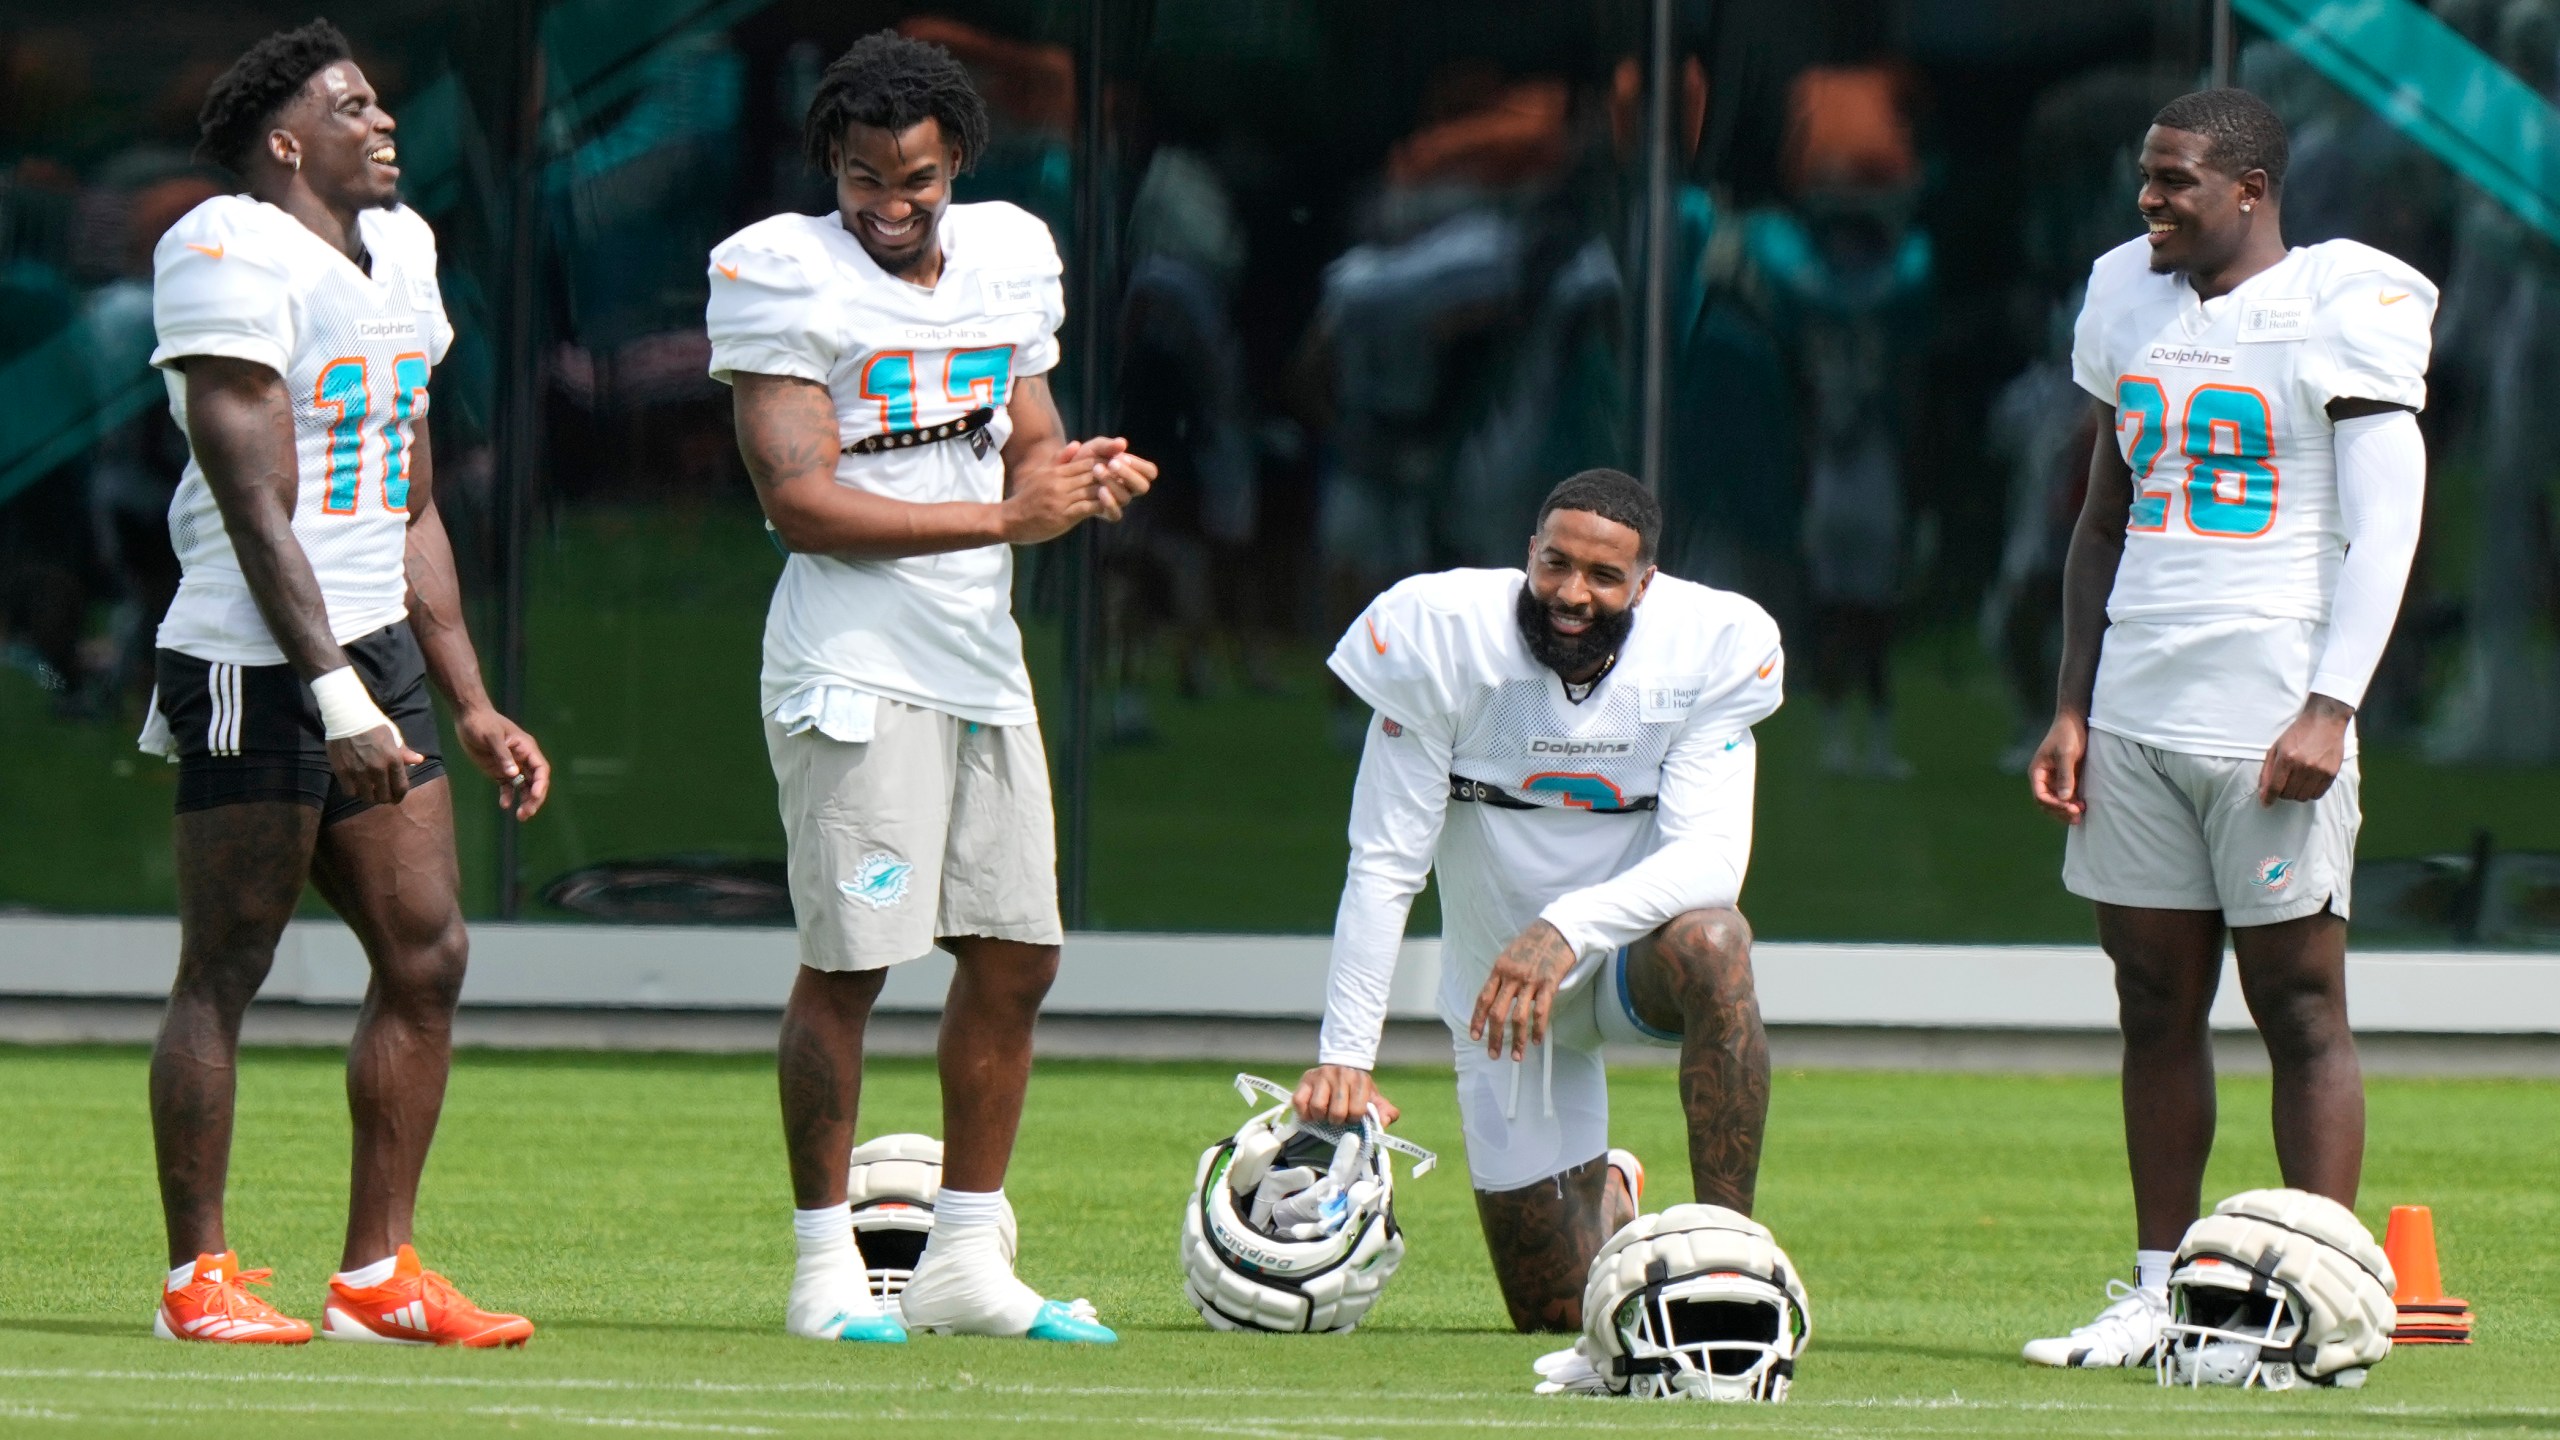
[843,406,996,456]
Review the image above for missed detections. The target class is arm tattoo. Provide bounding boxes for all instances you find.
[733,373,840,494]
[1474,1153,1614,1332]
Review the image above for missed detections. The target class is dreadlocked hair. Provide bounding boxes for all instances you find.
[195,18,353,174]
[2152,87,2290,191]
[802,30,989,176]
[1538,469,1662,562]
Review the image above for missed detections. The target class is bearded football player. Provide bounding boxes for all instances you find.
[706,29,1152,1345]
[2025,88,2433,1368]
[141,19,549,1346]
[1294,469,1784,1359]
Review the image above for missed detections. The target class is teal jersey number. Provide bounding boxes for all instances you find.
[2180,385,2279,538]
[2116,376,2170,531]
[2114,375,2280,537]
[380,353,430,512]
[316,358,370,514]
[856,346,1016,437]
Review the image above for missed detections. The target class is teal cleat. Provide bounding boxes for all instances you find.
[1024,1299,1116,1344]
[832,1311,909,1344]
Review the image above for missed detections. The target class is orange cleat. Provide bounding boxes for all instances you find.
[321,1244,534,1348]
[154,1252,313,1344]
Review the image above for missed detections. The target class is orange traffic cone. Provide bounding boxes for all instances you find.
[2383,1205,2474,1344]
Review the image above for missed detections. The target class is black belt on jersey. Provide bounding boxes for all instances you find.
[1449,774,1658,814]
[843,406,996,455]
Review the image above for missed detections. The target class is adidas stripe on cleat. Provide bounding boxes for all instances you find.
[322,1244,534,1348]
[154,1252,312,1344]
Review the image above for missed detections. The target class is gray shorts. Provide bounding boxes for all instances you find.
[764,700,1064,972]
[2062,728,2357,927]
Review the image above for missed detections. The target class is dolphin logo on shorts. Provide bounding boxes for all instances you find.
[2251,856,2295,891]
[841,853,914,909]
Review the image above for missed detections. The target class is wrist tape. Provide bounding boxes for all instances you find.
[311,665,394,740]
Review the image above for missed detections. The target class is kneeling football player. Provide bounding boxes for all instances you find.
[1294,469,1782,1332]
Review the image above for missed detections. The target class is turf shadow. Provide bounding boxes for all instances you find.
[0,1316,146,1338]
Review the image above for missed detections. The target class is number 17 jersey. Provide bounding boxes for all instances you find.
[2070,235,2435,758]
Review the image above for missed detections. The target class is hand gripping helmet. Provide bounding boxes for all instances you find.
[1580,1204,1812,1401]
[843,1132,1017,1302]
[2157,1188,2396,1391]
[1179,1074,1437,1333]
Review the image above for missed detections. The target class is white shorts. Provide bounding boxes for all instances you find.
[1450,944,1679,1192]
[764,700,1064,972]
[2063,728,2357,928]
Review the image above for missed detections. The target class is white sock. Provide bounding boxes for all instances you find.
[2135,1249,2173,1295]
[166,1260,195,1292]
[794,1203,855,1261]
[932,1187,1006,1237]
[332,1255,398,1289]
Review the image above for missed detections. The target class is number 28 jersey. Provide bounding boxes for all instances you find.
[2070,235,2435,758]
[150,196,454,665]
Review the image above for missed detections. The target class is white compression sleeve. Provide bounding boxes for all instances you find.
[2309,410,2427,709]
[1316,716,1452,1071]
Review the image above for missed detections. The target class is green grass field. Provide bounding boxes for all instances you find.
[1,1045,2552,1436]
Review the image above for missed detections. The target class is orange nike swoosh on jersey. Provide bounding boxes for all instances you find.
[185,243,224,259]
[1756,654,1779,680]
[715,262,739,280]
[2379,290,2410,305]
[1365,617,1387,655]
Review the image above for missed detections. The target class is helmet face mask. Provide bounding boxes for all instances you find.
[1619,1272,1801,1401]
[2154,1190,2396,1393]
[1580,1205,1812,1403]
[845,1133,1015,1304]
[2157,1259,2309,1391]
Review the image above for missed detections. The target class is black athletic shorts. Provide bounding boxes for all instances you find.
[152,621,446,824]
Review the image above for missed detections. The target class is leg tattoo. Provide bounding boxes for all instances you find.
[1476,1153,1615,1332]
[1632,909,1770,1214]
[778,967,884,1209]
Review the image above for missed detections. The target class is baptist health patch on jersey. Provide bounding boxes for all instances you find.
[981,270,1049,314]
[1639,678,1711,722]
[2239,296,2312,342]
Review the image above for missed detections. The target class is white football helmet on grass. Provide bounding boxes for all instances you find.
[1180,1073,1437,1333]
[1573,1204,1811,1401]
[2157,1188,2395,1391]
[845,1133,1016,1302]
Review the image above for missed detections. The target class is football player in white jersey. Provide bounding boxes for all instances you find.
[2024,89,2432,1368]
[1293,469,1785,1335]
[139,21,549,1346]
[706,31,1151,1346]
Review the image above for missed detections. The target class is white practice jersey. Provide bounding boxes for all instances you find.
[1316,568,1784,1069]
[705,203,1065,726]
[2072,236,2435,757]
[150,196,453,664]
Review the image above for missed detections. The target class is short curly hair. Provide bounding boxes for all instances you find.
[802,30,989,176]
[2152,87,2290,191]
[195,18,353,174]
[1537,469,1662,562]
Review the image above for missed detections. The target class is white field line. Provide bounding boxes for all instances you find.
[0,1401,90,1424]
[5,1370,2549,1432]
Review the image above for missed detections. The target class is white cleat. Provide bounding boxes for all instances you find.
[897,1228,1114,1343]
[2022,1279,2168,1368]
[1531,1342,1610,1395]
[786,1259,905,1344]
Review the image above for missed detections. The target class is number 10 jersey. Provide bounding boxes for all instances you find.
[150,196,454,665]
[2069,235,2435,758]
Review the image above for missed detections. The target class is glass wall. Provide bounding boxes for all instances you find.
[0,4,518,913]
[6,0,2556,947]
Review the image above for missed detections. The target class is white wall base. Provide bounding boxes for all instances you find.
[8,916,2559,1034]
